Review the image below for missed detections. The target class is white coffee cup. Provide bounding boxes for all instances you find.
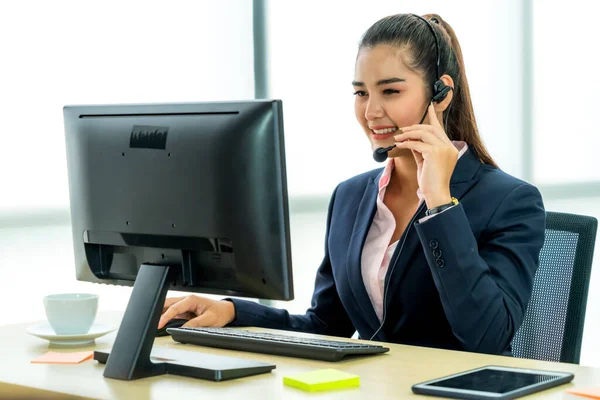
[43,293,99,335]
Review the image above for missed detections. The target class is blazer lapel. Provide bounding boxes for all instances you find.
[382,148,482,314]
[379,202,427,334]
[345,172,381,331]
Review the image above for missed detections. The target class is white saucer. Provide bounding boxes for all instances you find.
[26,322,117,346]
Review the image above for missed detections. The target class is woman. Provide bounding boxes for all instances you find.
[159,13,545,356]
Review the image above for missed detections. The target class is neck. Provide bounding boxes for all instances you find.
[387,152,419,197]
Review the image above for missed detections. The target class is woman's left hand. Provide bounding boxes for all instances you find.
[394,103,458,209]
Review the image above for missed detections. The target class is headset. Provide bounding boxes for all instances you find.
[413,14,453,104]
[369,14,453,341]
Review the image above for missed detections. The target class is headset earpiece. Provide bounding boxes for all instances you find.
[432,79,452,103]
[412,15,454,105]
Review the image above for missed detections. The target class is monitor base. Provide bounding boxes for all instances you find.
[95,347,275,381]
[98,263,274,381]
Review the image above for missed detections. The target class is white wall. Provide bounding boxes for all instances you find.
[533,0,600,184]
[0,0,254,214]
[0,224,133,319]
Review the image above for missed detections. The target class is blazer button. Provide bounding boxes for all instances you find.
[429,240,439,249]
[433,249,442,259]
[436,259,445,268]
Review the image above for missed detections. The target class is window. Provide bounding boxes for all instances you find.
[532,0,600,184]
[0,1,254,213]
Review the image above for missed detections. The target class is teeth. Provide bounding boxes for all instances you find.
[373,127,398,134]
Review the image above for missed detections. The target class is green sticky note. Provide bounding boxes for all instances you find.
[283,368,360,392]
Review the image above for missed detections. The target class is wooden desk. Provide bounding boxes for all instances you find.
[1,312,598,399]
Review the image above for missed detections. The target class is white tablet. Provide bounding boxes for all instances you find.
[411,365,574,399]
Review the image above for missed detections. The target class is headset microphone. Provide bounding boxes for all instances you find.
[371,100,431,163]
[372,145,396,162]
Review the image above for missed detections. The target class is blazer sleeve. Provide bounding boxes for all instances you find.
[414,183,545,354]
[225,185,356,337]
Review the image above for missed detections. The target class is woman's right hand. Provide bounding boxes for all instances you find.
[158,295,236,329]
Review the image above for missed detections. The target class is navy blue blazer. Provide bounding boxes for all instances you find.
[228,148,546,355]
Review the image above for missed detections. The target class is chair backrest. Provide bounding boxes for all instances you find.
[511,211,597,364]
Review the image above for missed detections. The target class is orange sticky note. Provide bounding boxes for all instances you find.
[31,351,94,364]
[566,388,600,399]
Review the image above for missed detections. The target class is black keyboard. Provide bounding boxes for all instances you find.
[167,327,390,362]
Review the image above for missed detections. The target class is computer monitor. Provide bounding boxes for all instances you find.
[63,100,293,380]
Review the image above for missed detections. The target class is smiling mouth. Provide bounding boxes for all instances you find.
[371,127,398,135]
[370,126,398,141]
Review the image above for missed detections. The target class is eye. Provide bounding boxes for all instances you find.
[383,89,400,95]
[353,90,367,97]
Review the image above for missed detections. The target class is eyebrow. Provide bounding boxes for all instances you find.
[351,77,406,87]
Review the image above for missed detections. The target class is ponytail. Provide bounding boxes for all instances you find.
[426,14,498,168]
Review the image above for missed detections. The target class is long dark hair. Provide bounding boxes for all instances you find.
[359,13,498,168]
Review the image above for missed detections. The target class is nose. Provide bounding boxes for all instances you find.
[365,96,384,121]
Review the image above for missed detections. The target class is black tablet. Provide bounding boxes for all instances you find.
[411,365,574,399]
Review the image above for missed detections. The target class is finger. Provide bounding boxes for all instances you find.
[396,125,419,132]
[411,148,424,164]
[401,122,450,145]
[394,129,444,146]
[162,296,185,313]
[396,140,431,155]
[398,124,442,135]
[424,104,454,144]
[159,297,198,328]
[182,312,218,328]
[426,103,442,128]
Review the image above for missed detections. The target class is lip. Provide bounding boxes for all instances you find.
[369,125,396,130]
[371,132,397,141]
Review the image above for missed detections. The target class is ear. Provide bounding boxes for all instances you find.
[433,74,455,113]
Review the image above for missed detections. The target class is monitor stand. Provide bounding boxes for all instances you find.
[94,264,275,381]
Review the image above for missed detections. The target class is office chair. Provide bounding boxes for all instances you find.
[511,211,598,364]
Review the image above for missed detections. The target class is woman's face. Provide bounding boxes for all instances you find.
[353,44,429,158]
